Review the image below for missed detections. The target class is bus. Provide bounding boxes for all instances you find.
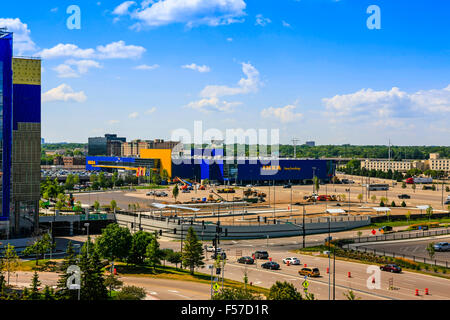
[366,184,389,191]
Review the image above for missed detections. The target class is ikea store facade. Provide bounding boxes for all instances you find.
[86,149,335,184]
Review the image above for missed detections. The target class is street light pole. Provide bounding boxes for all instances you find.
[302,205,306,248]
[328,217,331,301]
[84,223,90,258]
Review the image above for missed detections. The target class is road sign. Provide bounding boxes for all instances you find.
[213,283,220,292]
[371,229,376,235]
[302,280,309,289]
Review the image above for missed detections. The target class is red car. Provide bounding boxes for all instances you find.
[380,264,402,273]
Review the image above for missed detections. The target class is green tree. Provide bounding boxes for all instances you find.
[1,244,20,285]
[116,286,147,300]
[42,286,56,300]
[29,271,42,300]
[402,182,407,189]
[93,201,100,212]
[146,235,162,271]
[182,227,205,275]
[267,281,303,300]
[343,289,361,300]
[56,241,78,300]
[371,195,377,203]
[168,251,182,269]
[405,210,411,223]
[357,194,363,203]
[213,287,262,300]
[23,233,55,266]
[401,201,407,207]
[426,206,433,221]
[161,248,174,267]
[104,273,123,297]
[426,242,435,260]
[314,176,320,193]
[95,223,132,270]
[173,185,179,202]
[79,241,108,301]
[128,231,154,265]
[110,200,118,213]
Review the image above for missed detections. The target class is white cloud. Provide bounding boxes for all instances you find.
[145,107,157,114]
[186,97,242,113]
[114,0,247,28]
[322,85,450,123]
[50,7,58,13]
[182,63,211,73]
[129,112,139,118]
[39,44,96,59]
[200,62,260,98]
[134,64,159,70]
[255,14,271,27]
[53,59,102,78]
[227,37,233,42]
[261,105,303,123]
[113,1,137,15]
[96,41,146,59]
[39,41,146,60]
[0,18,37,55]
[42,84,87,103]
[282,20,291,27]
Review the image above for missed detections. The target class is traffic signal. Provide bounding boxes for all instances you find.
[225,229,228,237]
[212,238,217,247]
[216,268,221,275]
[159,230,163,236]
[173,228,177,234]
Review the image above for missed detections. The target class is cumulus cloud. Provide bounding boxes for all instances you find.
[53,59,102,78]
[182,63,211,73]
[282,20,291,27]
[39,41,145,60]
[145,107,157,114]
[261,105,303,123]
[187,62,260,113]
[42,84,87,103]
[200,62,261,98]
[255,14,271,26]
[134,64,159,70]
[0,18,37,55]
[323,85,450,120]
[128,112,139,118]
[113,1,137,15]
[113,0,247,28]
[186,97,242,113]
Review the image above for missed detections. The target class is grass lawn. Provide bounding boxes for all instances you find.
[112,263,269,296]
[353,217,450,230]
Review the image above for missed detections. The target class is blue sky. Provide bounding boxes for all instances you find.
[1,0,449,145]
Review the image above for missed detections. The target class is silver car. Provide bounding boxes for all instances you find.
[433,242,450,252]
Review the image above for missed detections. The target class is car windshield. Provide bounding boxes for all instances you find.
[313,268,319,272]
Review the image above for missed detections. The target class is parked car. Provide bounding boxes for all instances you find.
[398,194,411,199]
[237,256,255,264]
[253,251,269,259]
[380,264,402,273]
[282,257,300,265]
[444,200,450,205]
[433,242,450,252]
[298,267,320,277]
[379,226,393,233]
[261,261,280,270]
[283,184,292,189]
[211,252,227,260]
[205,245,221,252]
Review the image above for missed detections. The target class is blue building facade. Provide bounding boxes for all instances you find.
[0,30,13,226]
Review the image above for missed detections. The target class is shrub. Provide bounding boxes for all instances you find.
[116,286,147,300]
[401,201,406,207]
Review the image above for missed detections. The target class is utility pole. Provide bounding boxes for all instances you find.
[292,138,300,158]
[302,205,306,248]
[328,217,331,301]
[273,180,276,219]
[333,246,336,300]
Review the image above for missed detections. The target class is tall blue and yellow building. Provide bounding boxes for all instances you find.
[0,29,41,238]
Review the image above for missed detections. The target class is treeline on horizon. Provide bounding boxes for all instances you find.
[42,143,450,160]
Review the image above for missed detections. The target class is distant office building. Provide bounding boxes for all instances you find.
[121,139,181,157]
[426,153,450,173]
[0,29,41,238]
[305,141,315,147]
[88,134,126,156]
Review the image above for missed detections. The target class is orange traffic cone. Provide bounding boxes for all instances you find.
[425,288,429,295]
[415,289,419,296]
[348,272,351,278]
[372,277,375,284]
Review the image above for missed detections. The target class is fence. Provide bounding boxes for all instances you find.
[350,246,449,269]
[348,227,450,244]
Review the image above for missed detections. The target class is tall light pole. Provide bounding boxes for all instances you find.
[328,217,331,301]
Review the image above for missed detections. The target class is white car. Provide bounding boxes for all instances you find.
[282,257,300,265]
[205,246,222,253]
